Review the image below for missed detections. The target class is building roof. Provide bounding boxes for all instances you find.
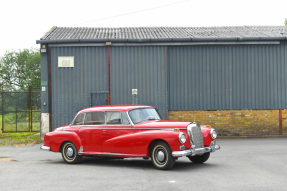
[40,26,287,40]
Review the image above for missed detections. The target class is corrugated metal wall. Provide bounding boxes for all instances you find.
[48,41,287,128]
[168,41,287,110]
[110,46,168,119]
[50,47,108,129]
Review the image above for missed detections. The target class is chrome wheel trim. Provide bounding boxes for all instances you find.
[65,145,75,160]
[67,147,74,157]
[157,151,165,162]
[154,147,167,165]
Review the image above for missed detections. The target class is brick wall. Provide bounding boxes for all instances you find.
[168,110,287,136]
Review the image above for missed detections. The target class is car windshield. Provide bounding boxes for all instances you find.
[128,108,161,124]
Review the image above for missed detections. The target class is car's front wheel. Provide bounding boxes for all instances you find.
[61,142,82,164]
[151,141,175,170]
[187,152,210,163]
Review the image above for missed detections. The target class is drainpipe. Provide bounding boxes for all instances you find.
[279,109,283,135]
[108,46,111,105]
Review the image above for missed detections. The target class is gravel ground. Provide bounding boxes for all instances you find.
[0,138,286,191]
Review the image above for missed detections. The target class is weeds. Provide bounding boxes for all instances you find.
[0,132,40,146]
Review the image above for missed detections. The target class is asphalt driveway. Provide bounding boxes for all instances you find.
[0,138,286,191]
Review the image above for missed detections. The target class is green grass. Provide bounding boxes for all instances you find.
[0,132,40,146]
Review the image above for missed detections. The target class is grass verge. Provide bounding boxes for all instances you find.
[0,132,40,146]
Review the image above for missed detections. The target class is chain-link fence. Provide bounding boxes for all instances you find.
[0,86,41,133]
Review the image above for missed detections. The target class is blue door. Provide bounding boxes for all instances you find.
[91,91,108,106]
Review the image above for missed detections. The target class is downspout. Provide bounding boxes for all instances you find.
[108,46,111,105]
[279,109,283,135]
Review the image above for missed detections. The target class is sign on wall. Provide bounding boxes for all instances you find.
[58,56,74,67]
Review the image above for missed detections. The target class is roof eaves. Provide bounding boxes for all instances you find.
[40,26,57,40]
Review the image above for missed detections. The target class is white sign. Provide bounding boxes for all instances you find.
[58,56,74,67]
[42,86,46,91]
[132,89,138,95]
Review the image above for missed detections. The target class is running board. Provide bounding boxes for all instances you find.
[78,151,146,157]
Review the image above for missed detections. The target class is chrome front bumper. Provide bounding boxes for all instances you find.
[172,144,220,157]
[40,145,50,151]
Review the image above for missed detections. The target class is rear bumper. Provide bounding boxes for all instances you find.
[172,143,220,157]
[40,145,50,151]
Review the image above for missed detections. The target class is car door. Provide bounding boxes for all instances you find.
[78,111,104,152]
[102,112,133,154]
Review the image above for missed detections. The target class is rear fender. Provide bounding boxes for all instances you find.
[45,131,82,152]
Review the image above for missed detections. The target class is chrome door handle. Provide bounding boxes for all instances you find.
[103,130,107,132]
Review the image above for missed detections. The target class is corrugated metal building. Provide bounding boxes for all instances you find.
[37,26,287,135]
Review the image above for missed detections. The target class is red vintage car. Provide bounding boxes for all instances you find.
[40,105,220,170]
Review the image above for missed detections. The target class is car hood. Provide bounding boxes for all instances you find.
[134,120,191,128]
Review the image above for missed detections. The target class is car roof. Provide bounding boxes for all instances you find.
[78,105,154,113]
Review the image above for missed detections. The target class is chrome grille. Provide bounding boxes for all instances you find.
[187,123,204,149]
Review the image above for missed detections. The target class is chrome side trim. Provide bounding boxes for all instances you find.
[172,144,220,157]
[40,145,50,151]
[102,128,133,130]
[69,127,183,131]
[160,128,186,131]
[137,128,185,130]
[78,152,146,157]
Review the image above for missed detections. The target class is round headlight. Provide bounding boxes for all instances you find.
[179,133,186,144]
[210,129,217,139]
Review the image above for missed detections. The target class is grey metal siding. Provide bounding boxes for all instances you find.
[40,51,49,113]
[50,47,108,129]
[168,41,287,110]
[110,46,168,119]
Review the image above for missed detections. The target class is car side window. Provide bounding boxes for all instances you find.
[73,113,85,126]
[122,113,130,125]
[106,112,121,125]
[84,112,105,125]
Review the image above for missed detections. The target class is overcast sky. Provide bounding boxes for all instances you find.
[0,0,286,57]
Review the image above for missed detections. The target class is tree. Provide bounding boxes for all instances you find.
[285,18,287,26]
[0,48,40,90]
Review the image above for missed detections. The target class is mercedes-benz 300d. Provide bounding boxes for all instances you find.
[41,105,220,170]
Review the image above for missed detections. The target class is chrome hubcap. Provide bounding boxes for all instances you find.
[157,151,165,162]
[67,147,74,157]
[154,147,167,165]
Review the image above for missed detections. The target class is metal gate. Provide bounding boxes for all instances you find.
[1,86,41,133]
[91,91,108,106]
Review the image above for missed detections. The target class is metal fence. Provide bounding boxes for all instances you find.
[0,86,41,133]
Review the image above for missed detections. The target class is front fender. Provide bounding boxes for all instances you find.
[201,127,214,146]
[133,130,184,156]
[44,131,82,152]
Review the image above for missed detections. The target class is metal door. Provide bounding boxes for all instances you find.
[91,91,108,106]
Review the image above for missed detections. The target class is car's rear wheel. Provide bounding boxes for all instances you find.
[187,152,210,163]
[61,142,82,164]
[151,141,175,170]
